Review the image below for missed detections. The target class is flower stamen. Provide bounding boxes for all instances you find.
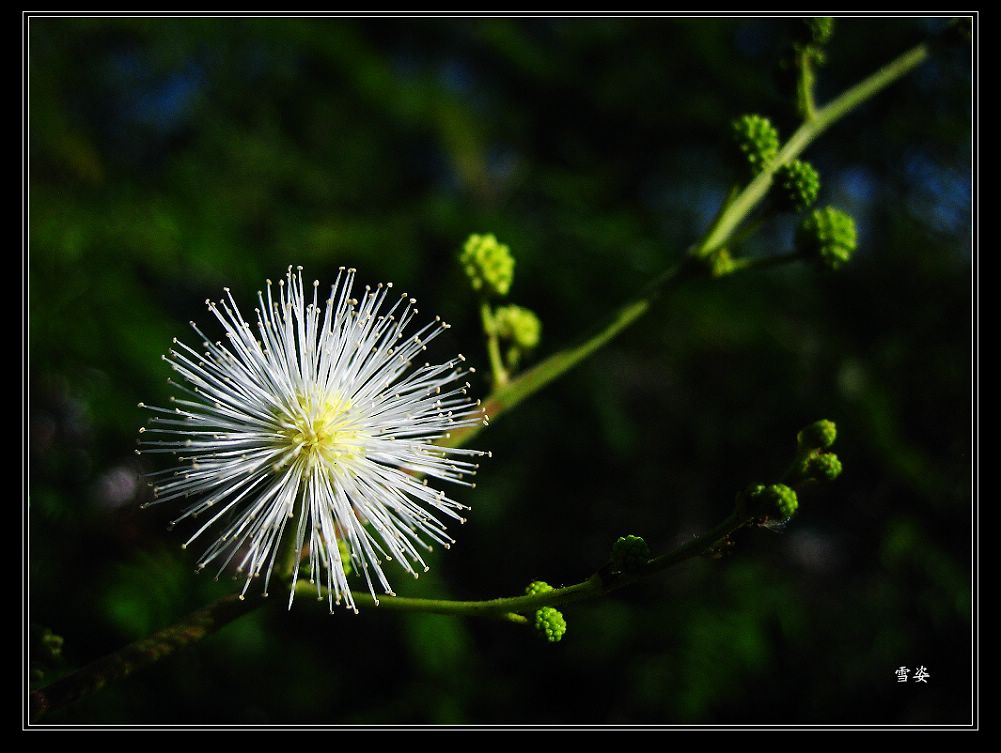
[139,267,488,612]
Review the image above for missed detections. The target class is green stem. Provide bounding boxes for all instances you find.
[699,183,742,249]
[319,511,747,618]
[438,41,931,452]
[32,508,749,722]
[695,40,929,258]
[317,578,599,622]
[797,47,818,121]
[30,592,267,723]
[724,251,803,276]
[480,300,509,388]
[439,259,699,449]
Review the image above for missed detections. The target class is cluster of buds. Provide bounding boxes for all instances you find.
[792,419,844,483]
[731,114,780,176]
[729,105,858,271]
[737,419,843,528]
[459,233,542,384]
[611,535,651,574]
[776,159,821,212]
[460,233,514,297]
[796,207,858,270]
[731,114,824,215]
[524,581,567,643]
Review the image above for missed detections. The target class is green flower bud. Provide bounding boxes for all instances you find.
[796,207,858,270]
[534,606,567,643]
[494,304,541,350]
[742,482,799,520]
[776,159,821,212]
[731,114,780,176]
[797,419,837,451]
[805,17,835,46]
[763,483,799,519]
[525,580,553,597]
[459,233,514,298]
[805,452,843,482]
[611,534,650,572]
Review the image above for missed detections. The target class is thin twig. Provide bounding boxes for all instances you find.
[29,593,266,723]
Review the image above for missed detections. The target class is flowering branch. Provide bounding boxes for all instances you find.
[30,29,935,723]
[694,40,929,258]
[335,510,745,620]
[32,417,843,721]
[333,419,842,623]
[441,39,931,450]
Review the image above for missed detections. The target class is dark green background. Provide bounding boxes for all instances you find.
[29,17,972,724]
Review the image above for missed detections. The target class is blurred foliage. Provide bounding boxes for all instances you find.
[28,17,971,724]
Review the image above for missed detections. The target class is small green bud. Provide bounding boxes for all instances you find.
[494,304,541,350]
[763,483,799,519]
[525,580,553,597]
[805,17,835,46]
[796,207,857,270]
[741,482,799,520]
[459,233,514,298]
[805,452,843,482]
[731,114,780,176]
[534,606,567,643]
[797,419,837,451]
[776,159,821,212]
[611,534,650,572]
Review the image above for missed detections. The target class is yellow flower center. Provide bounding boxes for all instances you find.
[278,392,366,473]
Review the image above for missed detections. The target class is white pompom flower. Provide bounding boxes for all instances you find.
[138,266,489,612]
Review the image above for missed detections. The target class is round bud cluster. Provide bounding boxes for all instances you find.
[460,233,515,297]
[731,114,780,175]
[796,207,857,270]
[494,305,542,350]
[742,483,799,520]
[776,159,821,212]
[805,452,843,482]
[534,606,567,643]
[793,419,843,484]
[763,483,799,519]
[611,534,651,573]
[525,580,553,597]
[797,419,837,451]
